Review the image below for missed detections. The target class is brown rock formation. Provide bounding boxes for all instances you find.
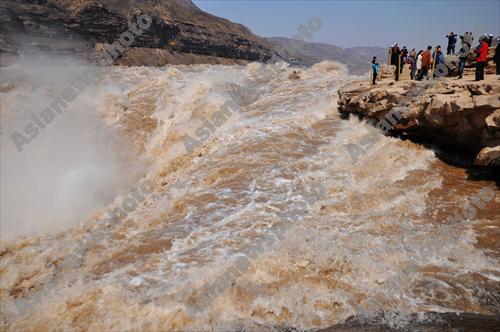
[0,0,276,64]
[338,78,500,167]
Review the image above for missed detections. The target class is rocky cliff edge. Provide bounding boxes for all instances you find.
[338,78,500,167]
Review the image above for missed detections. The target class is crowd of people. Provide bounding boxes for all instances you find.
[371,32,500,85]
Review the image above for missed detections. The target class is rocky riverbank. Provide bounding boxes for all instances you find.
[338,77,500,167]
[320,312,500,332]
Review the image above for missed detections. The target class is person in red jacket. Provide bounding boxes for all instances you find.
[420,46,432,80]
[475,37,489,81]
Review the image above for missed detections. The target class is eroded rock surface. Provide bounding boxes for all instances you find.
[338,78,500,166]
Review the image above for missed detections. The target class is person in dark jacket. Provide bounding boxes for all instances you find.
[390,43,401,81]
[399,46,408,74]
[446,32,457,54]
[400,46,408,73]
[401,46,408,59]
[475,37,489,81]
[457,45,469,79]
[434,46,445,65]
[494,38,500,75]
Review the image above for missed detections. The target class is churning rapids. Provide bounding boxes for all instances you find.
[0,60,499,331]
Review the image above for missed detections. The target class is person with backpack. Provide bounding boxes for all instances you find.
[372,56,380,85]
[421,46,432,80]
[475,37,489,81]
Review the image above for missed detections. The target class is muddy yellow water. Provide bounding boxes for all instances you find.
[0,61,498,331]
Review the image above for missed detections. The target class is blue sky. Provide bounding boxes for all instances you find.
[193,0,500,48]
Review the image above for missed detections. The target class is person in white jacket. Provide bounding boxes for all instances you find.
[416,50,423,80]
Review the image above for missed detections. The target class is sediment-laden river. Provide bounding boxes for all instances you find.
[0,61,498,331]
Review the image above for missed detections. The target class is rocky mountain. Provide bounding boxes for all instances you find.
[0,0,276,64]
[0,0,388,72]
[268,37,387,75]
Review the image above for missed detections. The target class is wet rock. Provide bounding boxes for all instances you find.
[320,312,500,332]
[475,146,500,167]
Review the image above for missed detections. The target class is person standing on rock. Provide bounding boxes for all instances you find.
[433,46,447,78]
[457,50,468,79]
[409,54,416,80]
[434,46,445,64]
[474,37,489,81]
[391,43,401,81]
[494,38,500,75]
[457,36,471,79]
[457,32,474,79]
[461,32,474,48]
[408,48,417,79]
[415,50,423,80]
[372,57,380,85]
[446,32,457,55]
[400,46,408,74]
[421,46,432,80]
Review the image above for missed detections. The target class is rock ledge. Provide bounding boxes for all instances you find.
[338,78,500,167]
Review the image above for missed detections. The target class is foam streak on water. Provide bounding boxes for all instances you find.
[0,61,499,331]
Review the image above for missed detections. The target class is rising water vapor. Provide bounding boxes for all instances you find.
[0,55,142,239]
